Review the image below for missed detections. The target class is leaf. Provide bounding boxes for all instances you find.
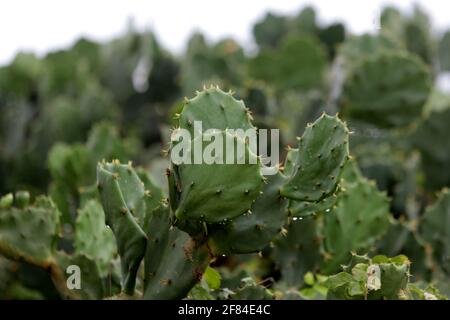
[204,266,221,290]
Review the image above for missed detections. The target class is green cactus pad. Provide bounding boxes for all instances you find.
[321,174,391,273]
[136,167,165,211]
[272,218,322,287]
[283,146,339,217]
[179,87,254,136]
[280,113,349,202]
[420,189,450,275]
[96,161,148,294]
[207,169,288,255]
[143,205,210,299]
[325,254,410,300]
[413,108,450,190]
[288,193,338,217]
[253,12,288,49]
[249,35,327,92]
[374,256,410,299]
[282,147,299,177]
[173,130,263,228]
[75,200,117,277]
[48,143,91,223]
[0,196,60,267]
[337,33,400,68]
[86,122,136,163]
[341,50,432,128]
[376,220,430,278]
[439,31,450,71]
[166,166,180,214]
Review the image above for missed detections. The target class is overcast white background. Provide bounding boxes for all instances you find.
[1,0,450,66]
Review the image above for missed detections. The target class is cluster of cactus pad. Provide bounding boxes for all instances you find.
[1,86,447,299]
[94,87,351,298]
[1,4,450,300]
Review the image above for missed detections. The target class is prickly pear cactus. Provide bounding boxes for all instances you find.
[207,169,288,255]
[439,31,450,71]
[380,5,435,65]
[253,12,289,49]
[321,162,391,273]
[252,37,325,91]
[48,122,137,224]
[341,50,432,128]
[178,86,254,134]
[413,107,450,190]
[420,189,450,275]
[96,161,149,294]
[170,88,264,233]
[272,217,322,287]
[0,193,81,299]
[0,191,122,300]
[96,160,211,299]
[0,194,60,267]
[136,167,165,211]
[48,143,91,223]
[283,147,340,218]
[143,205,210,299]
[337,33,400,69]
[180,33,245,96]
[325,254,411,300]
[74,200,118,276]
[376,220,430,279]
[280,113,349,202]
[172,130,263,227]
[317,23,346,60]
[249,35,327,92]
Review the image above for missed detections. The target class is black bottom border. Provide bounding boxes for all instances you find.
[0,300,445,319]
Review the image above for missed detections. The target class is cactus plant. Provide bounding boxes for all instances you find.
[207,169,288,255]
[280,113,349,202]
[420,188,450,275]
[325,254,411,300]
[439,30,450,71]
[74,200,117,277]
[341,50,432,128]
[272,217,321,287]
[170,87,264,232]
[321,161,391,273]
[413,107,450,190]
[96,161,149,294]
[1,5,450,301]
[253,13,289,50]
[143,205,210,299]
[249,35,327,92]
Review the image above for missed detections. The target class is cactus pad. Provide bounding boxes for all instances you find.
[207,169,288,255]
[143,205,210,299]
[97,161,148,294]
[280,113,349,202]
[341,50,432,128]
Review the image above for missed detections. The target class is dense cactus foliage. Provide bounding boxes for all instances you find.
[0,5,450,300]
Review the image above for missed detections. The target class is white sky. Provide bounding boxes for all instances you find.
[1,0,450,66]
